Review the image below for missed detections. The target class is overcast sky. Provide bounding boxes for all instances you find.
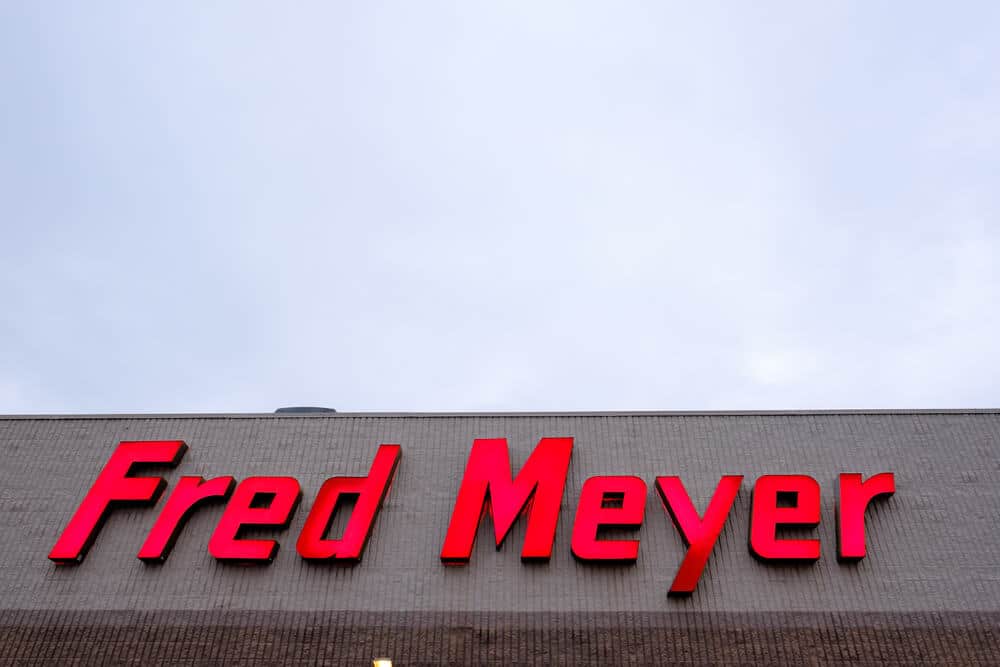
[1,3,997,414]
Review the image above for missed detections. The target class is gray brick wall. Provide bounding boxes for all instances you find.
[1,411,999,663]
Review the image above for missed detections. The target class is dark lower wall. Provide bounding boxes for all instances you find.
[2,610,998,666]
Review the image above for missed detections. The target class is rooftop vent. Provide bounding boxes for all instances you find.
[274,406,337,414]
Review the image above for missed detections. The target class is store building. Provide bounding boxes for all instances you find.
[1,410,998,665]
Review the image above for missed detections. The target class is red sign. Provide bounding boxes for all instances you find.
[49,438,895,595]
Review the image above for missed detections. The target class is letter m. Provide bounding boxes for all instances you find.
[440,437,573,563]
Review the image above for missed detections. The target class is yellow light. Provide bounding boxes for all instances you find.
[373,660,392,667]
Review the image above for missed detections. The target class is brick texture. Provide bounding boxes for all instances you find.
[1,411,999,664]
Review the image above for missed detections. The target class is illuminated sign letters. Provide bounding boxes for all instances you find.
[49,440,187,564]
[440,437,573,563]
[749,474,822,562]
[571,475,647,563]
[49,438,895,596]
[656,475,742,595]
[297,444,401,562]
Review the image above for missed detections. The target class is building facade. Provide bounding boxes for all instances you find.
[1,410,998,664]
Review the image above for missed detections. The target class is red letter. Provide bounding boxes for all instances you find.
[440,437,573,563]
[749,474,821,562]
[838,472,895,561]
[208,477,301,563]
[49,440,187,564]
[655,475,742,595]
[297,444,401,562]
[137,476,235,562]
[571,476,646,563]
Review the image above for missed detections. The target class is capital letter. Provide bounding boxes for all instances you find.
[49,440,187,564]
[571,475,646,563]
[838,472,895,561]
[297,444,401,562]
[750,474,821,562]
[656,475,742,595]
[209,477,301,563]
[137,476,235,562]
[440,437,573,563]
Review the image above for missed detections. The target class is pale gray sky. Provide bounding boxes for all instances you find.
[1,2,997,413]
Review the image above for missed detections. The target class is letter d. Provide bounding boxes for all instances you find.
[296,444,401,562]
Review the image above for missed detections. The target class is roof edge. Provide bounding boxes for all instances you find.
[1,409,999,420]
